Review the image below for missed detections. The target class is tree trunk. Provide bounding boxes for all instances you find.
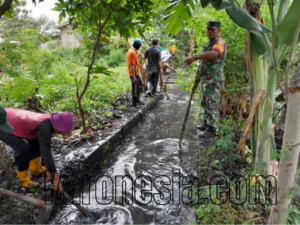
[269,50,300,224]
[77,10,112,133]
[268,91,300,224]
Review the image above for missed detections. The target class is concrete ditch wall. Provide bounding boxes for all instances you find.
[63,94,164,175]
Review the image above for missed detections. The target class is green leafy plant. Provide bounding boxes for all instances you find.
[217,122,240,166]
[119,104,126,111]
[107,49,126,67]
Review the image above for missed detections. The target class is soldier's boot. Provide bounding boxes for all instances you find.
[16,170,40,188]
[197,120,208,131]
[198,125,216,138]
[28,157,46,177]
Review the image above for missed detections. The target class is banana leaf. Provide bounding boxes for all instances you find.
[217,1,270,55]
[200,0,210,8]
[163,0,194,34]
[249,30,267,56]
[225,4,270,33]
[277,0,300,46]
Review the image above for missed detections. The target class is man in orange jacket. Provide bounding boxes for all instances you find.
[127,38,145,107]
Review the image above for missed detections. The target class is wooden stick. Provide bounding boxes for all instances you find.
[163,89,170,99]
[179,91,195,147]
[178,72,200,147]
[62,191,95,220]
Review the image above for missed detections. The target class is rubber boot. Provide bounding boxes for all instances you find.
[16,170,40,188]
[152,83,158,95]
[147,82,153,97]
[28,157,46,177]
[198,125,216,138]
[197,120,208,131]
[132,96,138,107]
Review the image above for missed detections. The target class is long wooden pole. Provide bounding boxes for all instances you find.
[178,72,200,147]
[63,192,95,220]
[178,91,196,147]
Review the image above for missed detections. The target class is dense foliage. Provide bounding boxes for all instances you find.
[0,5,131,118]
[0,34,130,117]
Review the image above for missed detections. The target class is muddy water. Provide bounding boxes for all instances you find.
[49,76,200,224]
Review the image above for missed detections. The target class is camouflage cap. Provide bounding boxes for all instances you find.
[207,20,221,29]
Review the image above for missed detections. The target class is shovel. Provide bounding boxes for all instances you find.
[0,187,53,224]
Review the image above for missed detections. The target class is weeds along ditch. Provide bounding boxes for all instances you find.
[190,117,281,224]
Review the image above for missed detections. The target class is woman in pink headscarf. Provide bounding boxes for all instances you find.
[0,108,73,191]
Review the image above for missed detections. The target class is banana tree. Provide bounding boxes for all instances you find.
[244,0,267,167]
[253,0,300,175]
[163,0,300,175]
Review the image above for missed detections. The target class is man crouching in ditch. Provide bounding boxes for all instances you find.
[0,107,73,192]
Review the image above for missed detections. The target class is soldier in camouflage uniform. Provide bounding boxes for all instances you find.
[184,20,227,138]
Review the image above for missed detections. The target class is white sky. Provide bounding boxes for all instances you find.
[25,0,60,23]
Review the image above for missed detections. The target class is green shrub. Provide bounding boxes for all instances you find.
[47,40,61,49]
[107,49,126,67]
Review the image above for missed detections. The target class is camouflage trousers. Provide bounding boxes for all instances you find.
[201,81,224,128]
